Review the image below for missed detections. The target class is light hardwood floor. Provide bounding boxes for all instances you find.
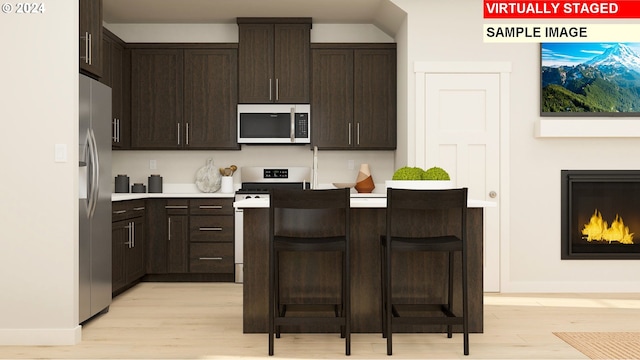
[1,282,640,359]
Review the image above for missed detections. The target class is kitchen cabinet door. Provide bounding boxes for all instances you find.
[238,19,311,103]
[130,49,184,149]
[353,49,397,149]
[311,49,354,148]
[238,23,274,104]
[79,0,102,77]
[167,209,189,274]
[111,220,128,293]
[126,216,145,282]
[103,30,128,149]
[112,200,145,295]
[311,45,396,150]
[273,23,311,103]
[184,49,239,149]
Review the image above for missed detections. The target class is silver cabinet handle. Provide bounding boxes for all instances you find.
[290,107,295,143]
[168,217,171,241]
[131,221,135,248]
[199,227,223,231]
[177,123,181,145]
[133,207,145,211]
[199,257,223,261]
[348,123,352,145]
[125,223,133,248]
[116,119,120,143]
[199,205,222,209]
[113,210,127,214]
[357,122,360,145]
[165,205,188,209]
[113,119,117,142]
[88,32,92,65]
[276,78,279,101]
[269,78,272,101]
[186,122,190,145]
[81,32,89,64]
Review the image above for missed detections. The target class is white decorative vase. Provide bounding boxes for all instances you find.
[195,158,222,193]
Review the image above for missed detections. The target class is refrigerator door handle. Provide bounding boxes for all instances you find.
[87,128,100,219]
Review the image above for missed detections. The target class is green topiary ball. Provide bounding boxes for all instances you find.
[392,166,425,180]
[423,166,450,180]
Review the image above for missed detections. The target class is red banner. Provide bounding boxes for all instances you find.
[484,0,640,18]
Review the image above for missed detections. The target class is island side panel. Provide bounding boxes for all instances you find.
[242,207,483,333]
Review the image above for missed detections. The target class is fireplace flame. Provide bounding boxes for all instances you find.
[581,209,634,244]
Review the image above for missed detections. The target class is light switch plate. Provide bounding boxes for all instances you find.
[150,160,157,169]
[55,144,67,163]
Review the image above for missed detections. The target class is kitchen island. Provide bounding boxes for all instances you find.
[235,195,494,334]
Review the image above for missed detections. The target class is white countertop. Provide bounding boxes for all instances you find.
[112,183,235,201]
[234,196,496,209]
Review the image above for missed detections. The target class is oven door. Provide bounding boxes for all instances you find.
[237,104,310,144]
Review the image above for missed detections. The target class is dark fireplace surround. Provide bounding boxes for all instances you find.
[561,170,640,260]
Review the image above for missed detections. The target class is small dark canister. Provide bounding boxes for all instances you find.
[148,174,163,193]
[115,175,129,193]
[131,183,146,193]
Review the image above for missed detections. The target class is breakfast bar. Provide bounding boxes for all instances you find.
[236,195,493,334]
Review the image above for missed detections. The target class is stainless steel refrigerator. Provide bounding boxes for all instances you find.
[79,73,112,323]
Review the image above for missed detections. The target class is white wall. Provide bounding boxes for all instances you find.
[107,23,396,189]
[393,0,640,292]
[0,0,81,344]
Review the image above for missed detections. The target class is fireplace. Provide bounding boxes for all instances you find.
[561,170,640,259]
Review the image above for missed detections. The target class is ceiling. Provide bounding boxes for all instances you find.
[103,0,394,24]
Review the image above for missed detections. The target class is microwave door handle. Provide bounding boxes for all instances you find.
[290,107,296,143]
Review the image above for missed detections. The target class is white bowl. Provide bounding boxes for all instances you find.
[385,180,454,190]
[332,182,356,189]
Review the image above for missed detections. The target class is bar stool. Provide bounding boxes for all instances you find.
[268,188,351,356]
[381,187,469,355]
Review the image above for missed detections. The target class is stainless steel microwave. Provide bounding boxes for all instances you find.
[237,104,310,144]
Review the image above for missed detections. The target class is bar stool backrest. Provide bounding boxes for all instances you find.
[386,188,468,239]
[270,188,350,239]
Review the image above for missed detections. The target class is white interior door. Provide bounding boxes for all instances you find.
[413,62,510,292]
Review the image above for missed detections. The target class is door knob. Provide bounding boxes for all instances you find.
[489,191,497,198]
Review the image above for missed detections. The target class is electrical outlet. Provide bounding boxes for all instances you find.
[347,160,354,170]
[150,160,157,170]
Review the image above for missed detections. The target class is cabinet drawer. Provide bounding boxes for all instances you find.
[189,243,233,273]
[190,199,233,215]
[165,199,189,215]
[190,215,233,242]
[112,200,145,222]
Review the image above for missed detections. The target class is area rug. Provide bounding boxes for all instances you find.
[554,332,640,359]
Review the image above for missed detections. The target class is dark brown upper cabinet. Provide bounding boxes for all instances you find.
[130,48,184,149]
[79,0,103,77]
[237,18,311,104]
[183,49,239,149]
[129,45,239,150]
[101,29,129,149]
[311,44,397,150]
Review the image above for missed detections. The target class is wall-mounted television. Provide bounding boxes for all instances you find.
[541,42,640,116]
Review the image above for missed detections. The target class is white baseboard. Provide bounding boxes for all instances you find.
[0,326,81,345]
[501,280,640,293]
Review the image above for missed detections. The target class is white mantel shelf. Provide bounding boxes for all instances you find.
[536,119,640,138]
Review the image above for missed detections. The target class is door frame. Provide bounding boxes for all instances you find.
[412,61,511,292]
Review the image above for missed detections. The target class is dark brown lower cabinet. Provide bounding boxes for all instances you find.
[144,198,234,282]
[112,200,145,295]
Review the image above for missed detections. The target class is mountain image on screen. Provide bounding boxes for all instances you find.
[541,43,640,113]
